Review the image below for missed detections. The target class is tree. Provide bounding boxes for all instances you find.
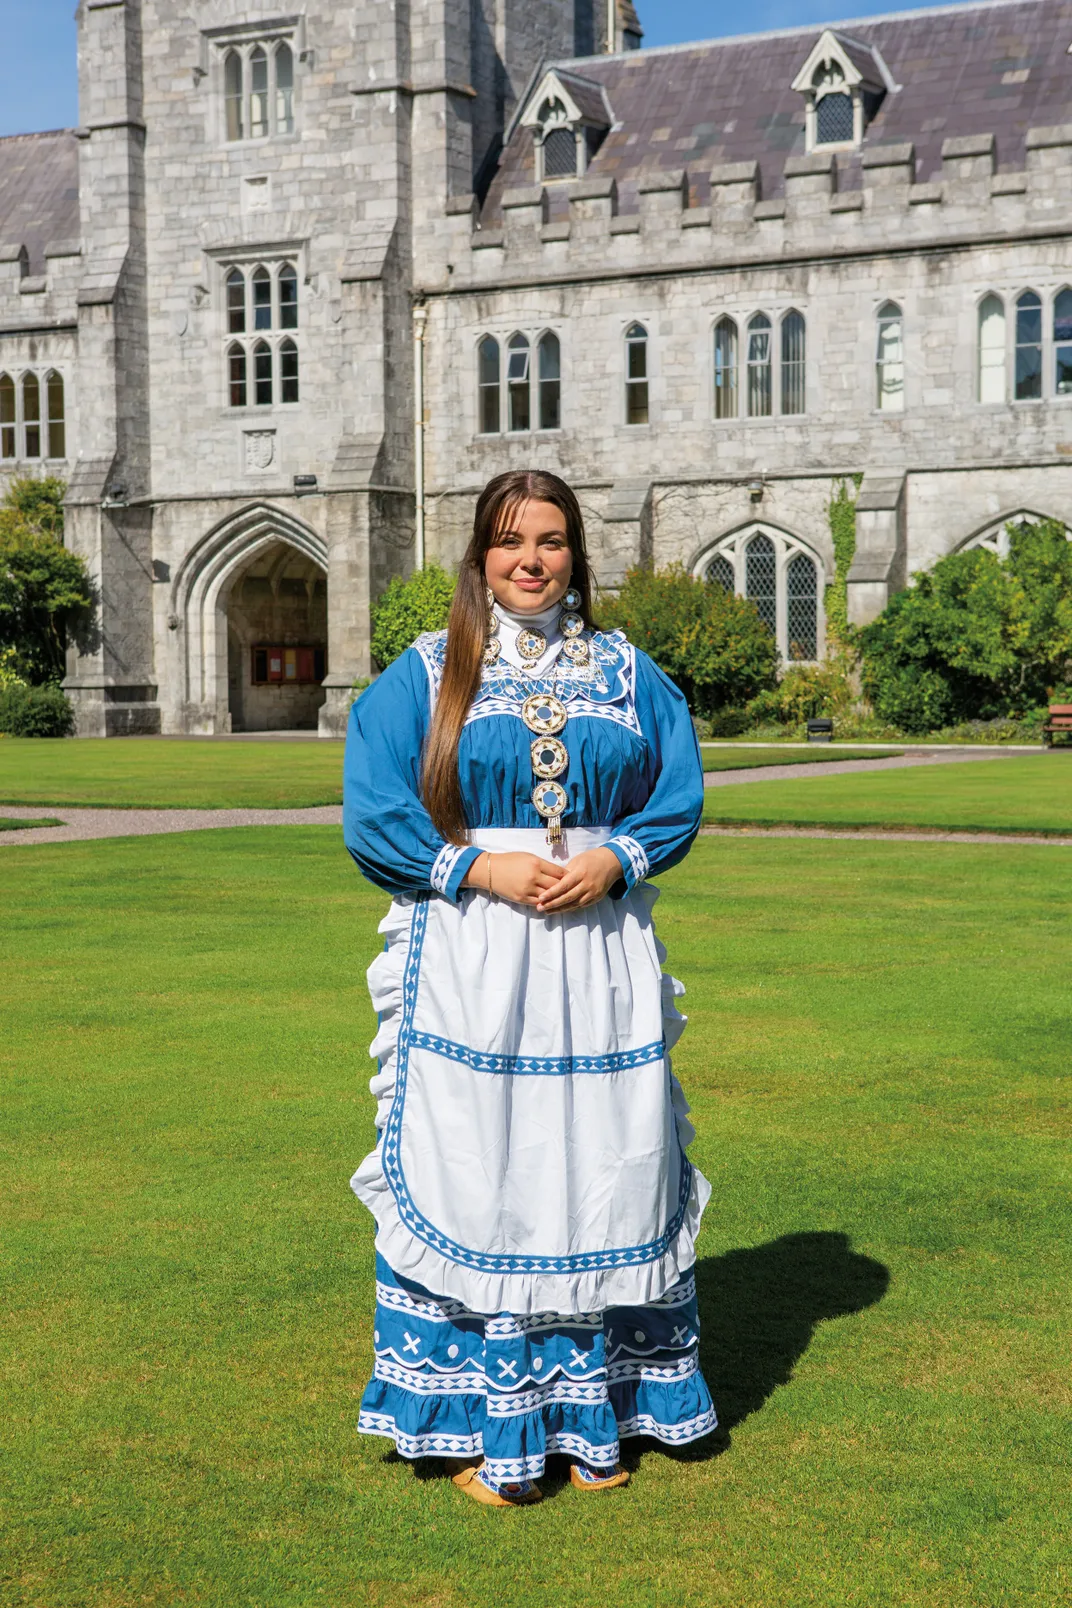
[860,519,1072,733]
[599,565,778,716]
[0,477,91,685]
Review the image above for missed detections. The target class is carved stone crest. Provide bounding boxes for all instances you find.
[244,429,276,472]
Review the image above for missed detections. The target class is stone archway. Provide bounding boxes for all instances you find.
[170,503,329,734]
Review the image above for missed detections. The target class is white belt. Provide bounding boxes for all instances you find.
[469,825,612,862]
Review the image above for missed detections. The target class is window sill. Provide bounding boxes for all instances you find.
[225,404,300,417]
[223,132,301,150]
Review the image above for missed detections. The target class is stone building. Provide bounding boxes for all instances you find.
[0,0,1069,734]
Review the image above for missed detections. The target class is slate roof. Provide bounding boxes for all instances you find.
[0,131,80,274]
[483,0,1072,219]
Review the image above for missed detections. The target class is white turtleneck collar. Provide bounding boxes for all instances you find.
[491,597,563,676]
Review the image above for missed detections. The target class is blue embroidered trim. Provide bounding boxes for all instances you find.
[380,899,694,1275]
[430,844,463,897]
[414,630,641,735]
[607,834,649,885]
[409,1030,666,1078]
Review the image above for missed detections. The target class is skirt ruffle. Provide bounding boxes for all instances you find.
[358,1256,717,1482]
[351,885,711,1316]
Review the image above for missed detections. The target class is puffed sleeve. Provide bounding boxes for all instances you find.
[605,649,704,890]
[343,645,482,901]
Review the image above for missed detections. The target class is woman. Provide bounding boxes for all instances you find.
[344,469,715,1506]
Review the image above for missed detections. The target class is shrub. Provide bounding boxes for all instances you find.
[0,647,26,689]
[370,564,456,669]
[0,476,91,685]
[599,565,778,716]
[0,681,75,737]
[745,659,856,726]
[860,519,1072,735]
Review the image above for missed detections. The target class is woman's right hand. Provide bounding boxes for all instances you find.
[462,851,565,906]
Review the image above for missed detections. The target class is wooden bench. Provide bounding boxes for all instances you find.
[1042,703,1072,747]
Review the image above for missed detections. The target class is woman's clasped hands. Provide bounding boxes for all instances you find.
[461,847,623,913]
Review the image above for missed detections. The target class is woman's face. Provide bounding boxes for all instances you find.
[484,498,573,615]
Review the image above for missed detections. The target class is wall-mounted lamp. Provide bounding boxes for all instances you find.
[748,479,764,503]
[294,474,318,497]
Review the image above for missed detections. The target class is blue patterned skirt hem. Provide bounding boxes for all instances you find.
[359,1255,717,1483]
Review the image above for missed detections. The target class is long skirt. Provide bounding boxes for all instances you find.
[352,826,715,1466]
[359,1255,716,1481]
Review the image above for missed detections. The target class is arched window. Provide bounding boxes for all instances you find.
[253,339,272,406]
[538,332,561,430]
[706,553,735,592]
[275,43,294,135]
[876,302,904,411]
[696,528,825,662]
[46,372,65,458]
[746,313,772,417]
[977,295,1005,404]
[786,552,818,661]
[279,337,299,403]
[625,323,648,424]
[226,268,245,333]
[252,265,272,330]
[22,373,40,458]
[250,47,269,138]
[278,262,298,330]
[506,333,530,431]
[0,373,15,459]
[781,310,806,415]
[224,51,244,141]
[745,532,777,633]
[1054,288,1072,397]
[228,342,247,407]
[713,317,737,420]
[477,336,500,434]
[1015,291,1042,400]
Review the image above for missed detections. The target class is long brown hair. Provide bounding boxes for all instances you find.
[423,469,597,845]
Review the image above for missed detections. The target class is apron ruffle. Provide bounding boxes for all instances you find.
[352,885,710,1315]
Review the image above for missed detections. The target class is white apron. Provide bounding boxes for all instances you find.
[352,827,710,1315]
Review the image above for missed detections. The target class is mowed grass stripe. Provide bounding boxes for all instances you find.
[1,828,1069,1607]
[703,754,1072,835]
[700,746,903,770]
[0,736,346,809]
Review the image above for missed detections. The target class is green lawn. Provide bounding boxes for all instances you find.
[2,829,1069,1607]
[700,745,902,771]
[0,816,62,831]
[0,737,344,809]
[0,738,903,812]
[704,754,1072,835]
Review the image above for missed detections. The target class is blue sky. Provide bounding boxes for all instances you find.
[0,0,943,137]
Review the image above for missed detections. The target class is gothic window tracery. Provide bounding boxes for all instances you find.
[220,37,299,143]
[223,262,300,409]
[697,526,826,663]
[475,329,563,435]
[0,369,66,461]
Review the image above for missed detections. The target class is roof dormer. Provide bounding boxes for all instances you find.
[791,29,897,153]
[519,68,613,183]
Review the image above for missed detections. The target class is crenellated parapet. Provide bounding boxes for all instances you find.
[433,121,1072,291]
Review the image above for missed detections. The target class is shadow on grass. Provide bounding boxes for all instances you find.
[624,1230,890,1469]
[384,1230,889,1492]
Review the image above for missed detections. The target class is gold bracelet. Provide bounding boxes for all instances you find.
[485,851,494,898]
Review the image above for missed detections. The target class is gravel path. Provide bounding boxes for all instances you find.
[0,805,342,846]
[0,748,1044,848]
[703,748,1024,786]
[700,824,1072,847]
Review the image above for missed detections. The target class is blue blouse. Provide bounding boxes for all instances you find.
[344,627,704,902]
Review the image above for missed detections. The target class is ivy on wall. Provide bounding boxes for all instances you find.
[824,474,861,649]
